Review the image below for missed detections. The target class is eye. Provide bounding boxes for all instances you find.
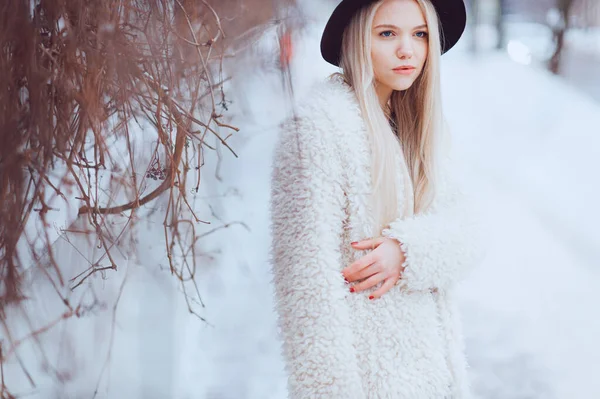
[415,31,428,38]
[379,30,395,38]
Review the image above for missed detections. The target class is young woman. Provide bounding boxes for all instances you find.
[269,0,483,397]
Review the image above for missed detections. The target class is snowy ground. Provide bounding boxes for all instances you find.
[4,3,600,398]
[442,52,600,399]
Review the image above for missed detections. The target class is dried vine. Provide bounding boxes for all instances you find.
[0,0,298,395]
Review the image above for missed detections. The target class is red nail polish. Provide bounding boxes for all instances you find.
[349,287,355,293]
[369,295,374,300]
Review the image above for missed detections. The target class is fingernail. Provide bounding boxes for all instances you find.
[351,241,358,245]
[344,277,349,282]
[349,287,355,293]
[369,295,374,300]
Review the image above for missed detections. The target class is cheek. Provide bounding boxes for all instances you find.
[371,44,395,73]
[370,48,387,76]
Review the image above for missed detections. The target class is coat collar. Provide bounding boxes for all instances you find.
[298,73,364,132]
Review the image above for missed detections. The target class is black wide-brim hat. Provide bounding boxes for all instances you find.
[320,0,467,66]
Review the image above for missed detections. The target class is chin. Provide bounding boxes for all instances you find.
[392,83,414,91]
[384,76,417,92]
[389,80,415,91]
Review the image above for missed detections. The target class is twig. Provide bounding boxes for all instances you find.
[2,311,76,361]
[92,272,128,398]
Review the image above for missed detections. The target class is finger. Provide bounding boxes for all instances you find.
[351,237,385,250]
[343,252,376,278]
[349,262,382,282]
[369,277,396,300]
[352,272,385,293]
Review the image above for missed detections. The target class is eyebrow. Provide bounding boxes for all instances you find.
[374,24,428,30]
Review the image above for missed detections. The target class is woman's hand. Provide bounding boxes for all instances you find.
[341,237,406,300]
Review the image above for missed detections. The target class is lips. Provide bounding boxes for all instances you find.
[393,66,415,71]
[392,66,416,75]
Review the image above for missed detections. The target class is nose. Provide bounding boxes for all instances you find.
[396,36,414,59]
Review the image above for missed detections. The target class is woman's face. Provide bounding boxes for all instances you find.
[371,0,429,97]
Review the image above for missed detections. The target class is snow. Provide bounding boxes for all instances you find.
[4,2,600,398]
[441,52,600,398]
[567,27,600,56]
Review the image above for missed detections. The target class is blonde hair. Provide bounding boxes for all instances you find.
[338,0,445,234]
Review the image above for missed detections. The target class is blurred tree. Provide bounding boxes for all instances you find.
[469,0,481,53]
[495,0,507,49]
[549,0,576,74]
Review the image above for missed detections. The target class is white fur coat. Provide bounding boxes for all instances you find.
[269,73,483,399]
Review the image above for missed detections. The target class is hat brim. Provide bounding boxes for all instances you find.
[320,0,467,66]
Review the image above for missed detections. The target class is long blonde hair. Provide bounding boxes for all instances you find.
[338,0,445,234]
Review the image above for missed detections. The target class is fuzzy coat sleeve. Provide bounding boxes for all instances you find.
[381,153,485,292]
[269,115,364,399]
